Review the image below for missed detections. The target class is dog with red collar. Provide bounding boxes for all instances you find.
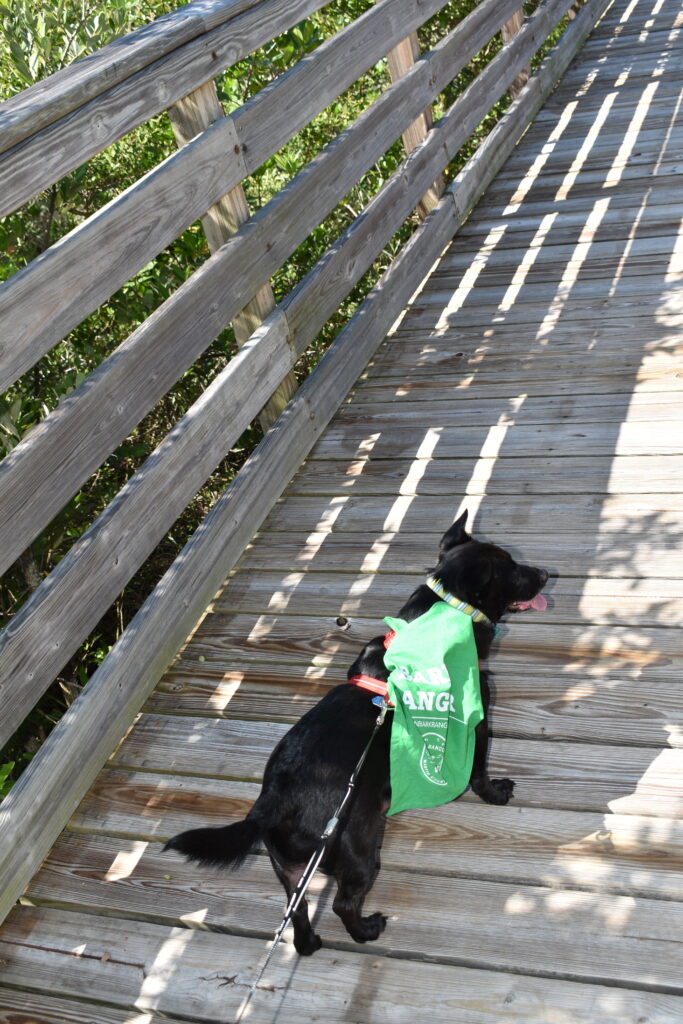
[165,510,548,955]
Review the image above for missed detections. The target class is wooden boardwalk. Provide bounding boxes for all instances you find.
[2,1,683,1020]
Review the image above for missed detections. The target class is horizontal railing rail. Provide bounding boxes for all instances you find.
[0,0,613,923]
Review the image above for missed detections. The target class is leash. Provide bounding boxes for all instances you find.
[234,696,393,1021]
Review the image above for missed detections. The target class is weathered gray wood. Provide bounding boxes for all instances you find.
[501,8,530,99]
[0,0,261,154]
[108,715,683,818]
[291,452,683,496]
[386,32,443,218]
[0,0,330,217]
[24,834,683,984]
[213,568,683,628]
[239,529,683,580]
[168,80,297,430]
[68,768,683,900]
[0,313,296,750]
[0,0,454,390]
[0,0,525,574]
[0,137,470,924]
[5,905,681,1024]
[0,990,181,1024]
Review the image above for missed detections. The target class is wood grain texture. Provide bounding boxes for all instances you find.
[108,713,683,817]
[67,768,683,899]
[211,565,683,627]
[4,904,682,1024]
[6,3,683,1016]
[0,0,329,217]
[386,32,443,218]
[168,80,297,430]
[289,452,683,496]
[24,834,683,981]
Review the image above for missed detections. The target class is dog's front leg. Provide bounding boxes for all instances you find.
[469,671,515,805]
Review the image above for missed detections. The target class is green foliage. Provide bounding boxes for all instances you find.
[0,0,172,96]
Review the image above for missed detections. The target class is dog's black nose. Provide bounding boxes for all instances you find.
[538,569,550,586]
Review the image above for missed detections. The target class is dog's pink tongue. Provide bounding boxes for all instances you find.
[517,594,548,612]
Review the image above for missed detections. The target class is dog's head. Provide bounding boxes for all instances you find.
[432,511,549,624]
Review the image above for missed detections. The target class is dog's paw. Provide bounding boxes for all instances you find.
[471,776,515,805]
[487,777,515,804]
[294,932,323,956]
[357,912,387,942]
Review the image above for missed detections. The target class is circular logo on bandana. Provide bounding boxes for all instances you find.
[420,731,447,786]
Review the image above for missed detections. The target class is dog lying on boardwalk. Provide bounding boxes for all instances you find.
[165,511,548,954]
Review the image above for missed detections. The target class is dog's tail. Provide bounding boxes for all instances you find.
[164,815,262,870]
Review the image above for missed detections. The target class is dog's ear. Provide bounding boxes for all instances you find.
[439,510,469,556]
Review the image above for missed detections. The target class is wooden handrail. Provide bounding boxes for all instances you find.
[0,0,453,393]
[0,0,613,922]
[0,0,330,217]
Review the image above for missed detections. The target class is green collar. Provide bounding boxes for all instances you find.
[425,575,494,627]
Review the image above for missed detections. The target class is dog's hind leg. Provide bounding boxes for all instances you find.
[331,837,387,944]
[269,856,322,956]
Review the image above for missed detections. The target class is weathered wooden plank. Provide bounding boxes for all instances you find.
[0,990,179,1024]
[148,662,683,749]
[290,453,683,496]
[68,768,683,900]
[331,390,683,426]
[501,8,530,100]
[261,492,683,536]
[365,353,680,393]
[165,605,683,680]
[167,80,297,431]
[26,833,683,974]
[0,314,295,750]
[239,530,683,580]
[432,228,683,280]
[110,714,683,817]
[313,419,682,459]
[456,197,683,248]
[4,905,681,1024]
[0,0,626,927]
[415,281,683,323]
[213,567,683,628]
[0,186,459,926]
[386,32,443,218]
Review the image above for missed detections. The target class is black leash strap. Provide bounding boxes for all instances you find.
[234,698,392,1021]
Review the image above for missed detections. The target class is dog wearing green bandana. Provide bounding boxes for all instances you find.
[166,511,549,956]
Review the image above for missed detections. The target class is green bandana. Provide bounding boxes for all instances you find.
[384,602,484,816]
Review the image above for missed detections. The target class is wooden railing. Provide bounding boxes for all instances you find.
[0,0,612,923]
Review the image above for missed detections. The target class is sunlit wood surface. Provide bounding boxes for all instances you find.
[2,1,683,1020]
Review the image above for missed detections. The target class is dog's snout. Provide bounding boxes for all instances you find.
[537,568,549,587]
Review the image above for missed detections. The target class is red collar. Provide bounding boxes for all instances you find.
[348,674,389,698]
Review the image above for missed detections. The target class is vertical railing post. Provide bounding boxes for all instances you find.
[168,82,297,432]
[386,31,444,220]
[501,9,531,99]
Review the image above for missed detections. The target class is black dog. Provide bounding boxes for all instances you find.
[165,511,548,954]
